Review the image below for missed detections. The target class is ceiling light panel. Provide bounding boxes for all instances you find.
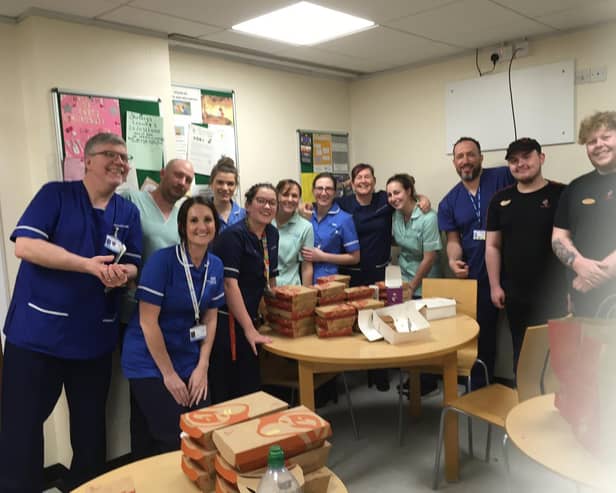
[232,1,375,46]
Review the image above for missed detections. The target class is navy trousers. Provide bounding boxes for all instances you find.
[472,279,500,389]
[129,377,209,462]
[0,342,111,492]
[209,313,261,404]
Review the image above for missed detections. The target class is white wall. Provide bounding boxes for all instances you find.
[349,22,616,200]
[170,48,350,191]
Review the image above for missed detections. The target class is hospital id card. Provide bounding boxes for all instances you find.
[105,234,125,254]
[189,324,207,342]
[472,229,486,241]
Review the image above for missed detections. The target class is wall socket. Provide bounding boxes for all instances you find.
[576,66,607,84]
[486,40,529,65]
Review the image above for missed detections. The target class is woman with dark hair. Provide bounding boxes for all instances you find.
[273,179,314,286]
[386,173,442,298]
[210,156,245,231]
[209,183,279,402]
[121,196,225,460]
[302,172,360,283]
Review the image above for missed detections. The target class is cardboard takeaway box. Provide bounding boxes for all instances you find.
[316,274,351,287]
[212,405,332,472]
[181,433,217,473]
[344,286,374,301]
[180,391,288,449]
[266,312,316,338]
[314,303,357,337]
[313,281,347,306]
[413,297,457,320]
[182,454,215,492]
[358,301,431,345]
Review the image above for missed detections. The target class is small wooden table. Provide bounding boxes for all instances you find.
[264,314,479,482]
[505,393,611,490]
[72,450,347,492]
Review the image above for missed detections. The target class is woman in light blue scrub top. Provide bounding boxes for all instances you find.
[386,173,442,298]
[273,179,314,286]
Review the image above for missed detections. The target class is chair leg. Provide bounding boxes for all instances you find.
[485,423,492,462]
[398,369,405,446]
[466,377,473,458]
[290,387,296,406]
[432,406,452,490]
[341,372,359,440]
[476,358,489,385]
[502,433,511,491]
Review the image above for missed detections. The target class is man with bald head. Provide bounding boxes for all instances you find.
[122,158,195,260]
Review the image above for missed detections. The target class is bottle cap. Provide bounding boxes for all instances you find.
[267,445,285,468]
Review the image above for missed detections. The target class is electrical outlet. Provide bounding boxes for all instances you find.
[590,66,607,82]
[514,41,529,58]
[576,68,591,84]
[499,45,513,62]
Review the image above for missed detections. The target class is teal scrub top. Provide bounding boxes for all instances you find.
[121,189,180,261]
[392,206,442,295]
[273,212,314,286]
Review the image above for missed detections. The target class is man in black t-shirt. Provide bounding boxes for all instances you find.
[552,111,616,318]
[486,138,567,373]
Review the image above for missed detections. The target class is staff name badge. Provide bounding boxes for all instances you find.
[105,234,125,254]
[472,229,486,241]
[189,324,207,342]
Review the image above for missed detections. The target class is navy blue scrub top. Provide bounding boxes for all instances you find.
[438,166,514,280]
[121,246,225,379]
[4,181,142,359]
[337,191,392,273]
[212,221,279,319]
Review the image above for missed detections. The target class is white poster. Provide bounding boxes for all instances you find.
[187,124,217,176]
[171,86,201,159]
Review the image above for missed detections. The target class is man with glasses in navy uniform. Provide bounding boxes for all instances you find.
[0,133,142,492]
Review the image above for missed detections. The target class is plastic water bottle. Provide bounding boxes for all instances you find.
[256,445,302,492]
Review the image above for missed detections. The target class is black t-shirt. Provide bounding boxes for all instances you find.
[554,170,616,316]
[487,181,567,301]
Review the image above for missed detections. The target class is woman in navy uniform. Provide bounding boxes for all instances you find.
[209,183,279,403]
[121,196,225,460]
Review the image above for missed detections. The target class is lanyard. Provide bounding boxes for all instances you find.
[467,187,481,224]
[261,230,270,286]
[179,243,209,324]
[246,219,270,287]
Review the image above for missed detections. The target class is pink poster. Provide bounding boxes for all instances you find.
[60,94,121,179]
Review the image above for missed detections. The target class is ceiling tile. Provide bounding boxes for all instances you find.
[317,26,460,61]
[313,0,460,24]
[489,0,604,18]
[128,0,293,27]
[536,0,616,30]
[199,29,292,54]
[1,0,128,18]
[387,0,554,48]
[100,6,220,36]
[275,45,373,73]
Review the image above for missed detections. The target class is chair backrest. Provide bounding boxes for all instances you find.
[516,323,558,402]
[422,278,478,320]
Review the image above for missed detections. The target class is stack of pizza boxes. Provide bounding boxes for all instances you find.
[264,285,318,337]
[315,274,351,288]
[179,391,334,493]
[313,281,347,306]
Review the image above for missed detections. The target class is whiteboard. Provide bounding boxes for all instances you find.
[445,60,575,153]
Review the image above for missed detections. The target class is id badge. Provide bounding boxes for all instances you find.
[105,234,125,254]
[189,324,207,342]
[472,229,486,241]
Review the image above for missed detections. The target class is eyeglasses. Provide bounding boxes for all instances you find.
[254,197,277,207]
[314,186,335,193]
[88,150,133,164]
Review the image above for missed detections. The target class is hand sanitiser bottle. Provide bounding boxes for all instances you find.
[256,445,302,492]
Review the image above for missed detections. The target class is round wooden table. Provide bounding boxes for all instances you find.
[264,313,479,482]
[505,393,611,490]
[72,450,347,492]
